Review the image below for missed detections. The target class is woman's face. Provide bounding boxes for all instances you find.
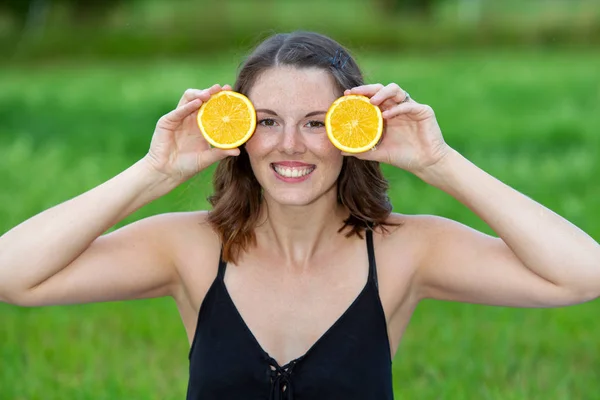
[245,66,344,207]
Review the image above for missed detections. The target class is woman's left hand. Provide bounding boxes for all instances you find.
[343,84,450,175]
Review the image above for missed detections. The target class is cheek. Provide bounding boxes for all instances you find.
[245,130,278,156]
[305,138,344,179]
[311,134,343,162]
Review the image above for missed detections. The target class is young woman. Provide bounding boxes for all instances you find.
[1,31,598,400]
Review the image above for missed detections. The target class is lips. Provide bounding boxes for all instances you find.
[270,162,316,179]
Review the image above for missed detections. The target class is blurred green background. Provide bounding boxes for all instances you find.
[1,0,600,399]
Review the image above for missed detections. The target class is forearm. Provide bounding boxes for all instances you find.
[0,158,174,298]
[418,148,600,295]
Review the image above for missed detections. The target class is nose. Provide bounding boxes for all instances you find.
[278,124,306,155]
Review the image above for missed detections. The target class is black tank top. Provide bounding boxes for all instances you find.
[186,230,394,400]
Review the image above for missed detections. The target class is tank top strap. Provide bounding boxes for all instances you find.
[217,246,227,280]
[365,229,379,290]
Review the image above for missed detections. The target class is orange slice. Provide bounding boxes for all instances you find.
[197,91,256,149]
[325,95,383,153]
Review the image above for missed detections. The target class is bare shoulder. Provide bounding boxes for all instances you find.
[373,212,444,249]
[147,211,222,308]
[143,210,222,267]
[369,213,430,303]
[127,210,216,254]
[145,210,218,243]
[376,212,468,248]
[381,212,496,262]
[371,213,462,300]
[381,212,457,232]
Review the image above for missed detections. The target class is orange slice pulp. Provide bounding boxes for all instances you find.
[197,91,256,149]
[325,95,383,153]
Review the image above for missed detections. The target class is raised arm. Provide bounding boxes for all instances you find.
[414,149,600,307]
[0,85,238,307]
[344,83,600,307]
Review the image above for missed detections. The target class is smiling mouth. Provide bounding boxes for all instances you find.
[271,164,316,178]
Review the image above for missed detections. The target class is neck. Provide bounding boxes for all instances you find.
[256,189,348,269]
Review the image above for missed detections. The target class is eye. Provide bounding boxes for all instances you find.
[258,118,277,127]
[306,120,325,128]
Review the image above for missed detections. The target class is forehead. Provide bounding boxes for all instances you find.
[247,66,340,112]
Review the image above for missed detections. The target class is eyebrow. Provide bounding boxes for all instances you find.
[255,109,327,118]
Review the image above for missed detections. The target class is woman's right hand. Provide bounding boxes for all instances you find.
[144,84,241,184]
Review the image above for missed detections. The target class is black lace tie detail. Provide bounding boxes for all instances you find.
[268,357,300,400]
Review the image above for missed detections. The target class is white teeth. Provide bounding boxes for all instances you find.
[273,165,314,178]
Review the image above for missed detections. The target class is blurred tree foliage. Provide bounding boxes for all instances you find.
[0,0,598,60]
[0,0,126,29]
[374,0,440,16]
[1,0,444,30]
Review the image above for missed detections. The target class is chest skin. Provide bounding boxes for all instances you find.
[172,222,422,365]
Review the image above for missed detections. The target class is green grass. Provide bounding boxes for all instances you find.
[1,49,600,399]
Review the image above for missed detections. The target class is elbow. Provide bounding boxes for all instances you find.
[563,284,600,305]
[0,288,39,307]
[560,261,600,305]
[579,289,600,304]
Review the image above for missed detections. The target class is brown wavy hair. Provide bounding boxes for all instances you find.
[208,31,395,263]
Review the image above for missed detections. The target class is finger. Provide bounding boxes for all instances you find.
[193,84,226,105]
[177,84,225,108]
[345,84,385,98]
[177,88,207,108]
[340,147,384,162]
[205,84,224,96]
[200,147,241,168]
[160,98,202,127]
[214,147,240,158]
[381,102,423,119]
[341,150,370,158]
[222,84,233,91]
[370,83,406,106]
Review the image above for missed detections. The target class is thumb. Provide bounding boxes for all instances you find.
[197,147,240,171]
[217,147,241,158]
[201,147,240,166]
[341,147,386,163]
[341,150,372,159]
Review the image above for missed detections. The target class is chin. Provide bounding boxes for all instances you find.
[267,191,320,207]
